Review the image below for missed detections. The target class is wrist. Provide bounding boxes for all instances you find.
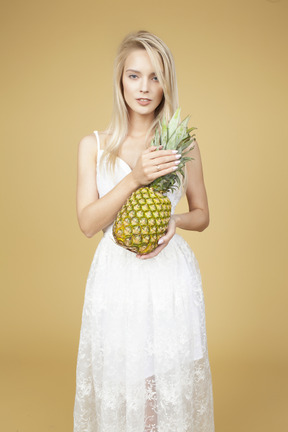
[128,172,141,191]
[171,214,181,228]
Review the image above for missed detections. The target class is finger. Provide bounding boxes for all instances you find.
[157,233,172,245]
[158,231,173,244]
[158,233,170,244]
[151,154,181,166]
[143,145,163,154]
[149,149,178,159]
[136,243,166,260]
[153,160,181,174]
[148,164,178,181]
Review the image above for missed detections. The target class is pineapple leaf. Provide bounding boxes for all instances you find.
[167,107,181,137]
[161,116,168,145]
[155,128,159,148]
[149,108,197,193]
[187,126,197,133]
[181,115,190,130]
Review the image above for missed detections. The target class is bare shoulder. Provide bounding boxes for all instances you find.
[185,138,205,185]
[78,132,97,150]
[77,133,98,166]
[186,138,203,163]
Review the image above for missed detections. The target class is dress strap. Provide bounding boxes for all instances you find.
[93,130,100,153]
[93,130,101,167]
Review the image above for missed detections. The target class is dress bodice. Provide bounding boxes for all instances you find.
[93,131,185,236]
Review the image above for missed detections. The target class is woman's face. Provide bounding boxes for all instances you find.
[122,49,164,117]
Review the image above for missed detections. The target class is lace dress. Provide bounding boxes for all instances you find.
[73,131,215,432]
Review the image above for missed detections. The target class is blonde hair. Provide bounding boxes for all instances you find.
[101,30,179,170]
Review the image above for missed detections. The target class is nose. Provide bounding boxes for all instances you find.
[140,77,149,93]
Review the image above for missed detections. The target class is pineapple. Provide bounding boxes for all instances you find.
[112,108,196,255]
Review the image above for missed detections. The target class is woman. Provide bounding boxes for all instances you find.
[74,30,215,431]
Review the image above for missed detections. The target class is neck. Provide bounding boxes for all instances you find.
[127,109,155,138]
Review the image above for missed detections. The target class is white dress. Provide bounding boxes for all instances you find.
[73,131,215,432]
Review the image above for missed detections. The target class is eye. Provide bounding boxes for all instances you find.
[152,76,159,82]
[128,74,138,79]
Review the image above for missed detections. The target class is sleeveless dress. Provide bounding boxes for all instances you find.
[73,131,215,432]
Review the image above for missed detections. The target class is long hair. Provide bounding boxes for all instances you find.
[101,30,179,171]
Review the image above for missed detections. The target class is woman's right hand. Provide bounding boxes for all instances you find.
[131,146,181,187]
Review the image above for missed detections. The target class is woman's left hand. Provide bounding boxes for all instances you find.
[136,215,177,260]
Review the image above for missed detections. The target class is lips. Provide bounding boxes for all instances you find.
[136,98,152,106]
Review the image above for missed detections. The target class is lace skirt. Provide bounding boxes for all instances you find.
[73,231,215,432]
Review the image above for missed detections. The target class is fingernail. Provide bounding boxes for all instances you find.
[158,239,164,245]
[175,154,181,159]
[172,150,178,154]
[174,160,180,165]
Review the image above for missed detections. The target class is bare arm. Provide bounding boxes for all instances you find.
[173,139,210,232]
[76,134,181,238]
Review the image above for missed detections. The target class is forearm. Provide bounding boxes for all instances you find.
[79,173,138,238]
[173,208,210,232]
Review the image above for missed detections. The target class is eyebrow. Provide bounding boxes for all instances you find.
[125,69,156,75]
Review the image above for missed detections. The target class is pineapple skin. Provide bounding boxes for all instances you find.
[112,186,171,255]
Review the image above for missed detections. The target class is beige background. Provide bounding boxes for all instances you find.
[1,0,288,430]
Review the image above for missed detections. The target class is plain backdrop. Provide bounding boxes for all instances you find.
[1,0,288,431]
